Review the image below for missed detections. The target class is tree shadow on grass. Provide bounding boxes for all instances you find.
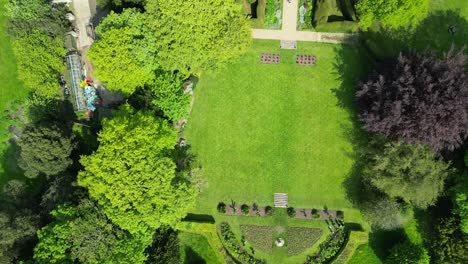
[0,142,23,184]
[184,246,206,264]
[28,97,77,127]
[360,10,468,60]
[331,41,373,207]
[368,228,406,259]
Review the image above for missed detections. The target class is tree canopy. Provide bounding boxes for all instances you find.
[0,179,40,264]
[356,0,428,29]
[78,105,196,234]
[5,0,69,38]
[0,209,39,263]
[6,0,68,98]
[385,240,430,264]
[363,140,450,209]
[430,217,468,263]
[33,200,149,264]
[362,197,409,230]
[17,125,75,178]
[455,182,468,233]
[97,0,145,8]
[150,73,191,121]
[12,30,65,98]
[144,227,180,264]
[356,49,468,153]
[146,0,251,75]
[88,9,157,95]
[454,150,468,233]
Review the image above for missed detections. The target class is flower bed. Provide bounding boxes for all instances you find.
[241,225,275,254]
[286,227,323,256]
[218,222,266,264]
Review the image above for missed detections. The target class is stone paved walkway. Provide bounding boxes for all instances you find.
[72,0,96,49]
[251,0,357,44]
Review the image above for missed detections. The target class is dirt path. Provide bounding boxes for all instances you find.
[252,0,357,44]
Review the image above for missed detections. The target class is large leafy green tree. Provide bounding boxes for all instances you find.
[356,0,428,29]
[0,180,40,264]
[363,140,450,209]
[6,0,69,98]
[12,30,65,98]
[0,209,39,263]
[356,49,468,153]
[145,227,180,264]
[146,0,251,75]
[454,150,468,233]
[97,0,145,8]
[89,9,157,95]
[78,105,196,234]
[150,73,191,121]
[362,197,409,230]
[385,240,430,264]
[33,200,149,264]
[5,0,69,38]
[17,124,75,178]
[430,217,468,263]
[5,0,48,23]
[455,185,468,233]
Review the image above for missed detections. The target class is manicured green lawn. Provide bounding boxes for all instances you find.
[347,244,381,264]
[185,39,368,262]
[0,0,29,184]
[186,40,366,216]
[179,232,223,264]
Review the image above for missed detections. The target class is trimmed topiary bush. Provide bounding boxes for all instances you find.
[336,210,344,220]
[312,209,321,219]
[241,204,250,215]
[287,207,296,218]
[217,202,226,213]
[265,206,273,216]
[252,203,260,216]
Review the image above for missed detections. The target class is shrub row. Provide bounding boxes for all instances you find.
[287,207,345,220]
[219,222,266,264]
[217,202,274,216]
[305,227,347,264]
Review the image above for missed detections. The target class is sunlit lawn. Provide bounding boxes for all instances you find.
[179,232,223,264]
[0,0,29,185]
[184,39,369,262]
[347,244,381,264]
[185,40,366,219]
